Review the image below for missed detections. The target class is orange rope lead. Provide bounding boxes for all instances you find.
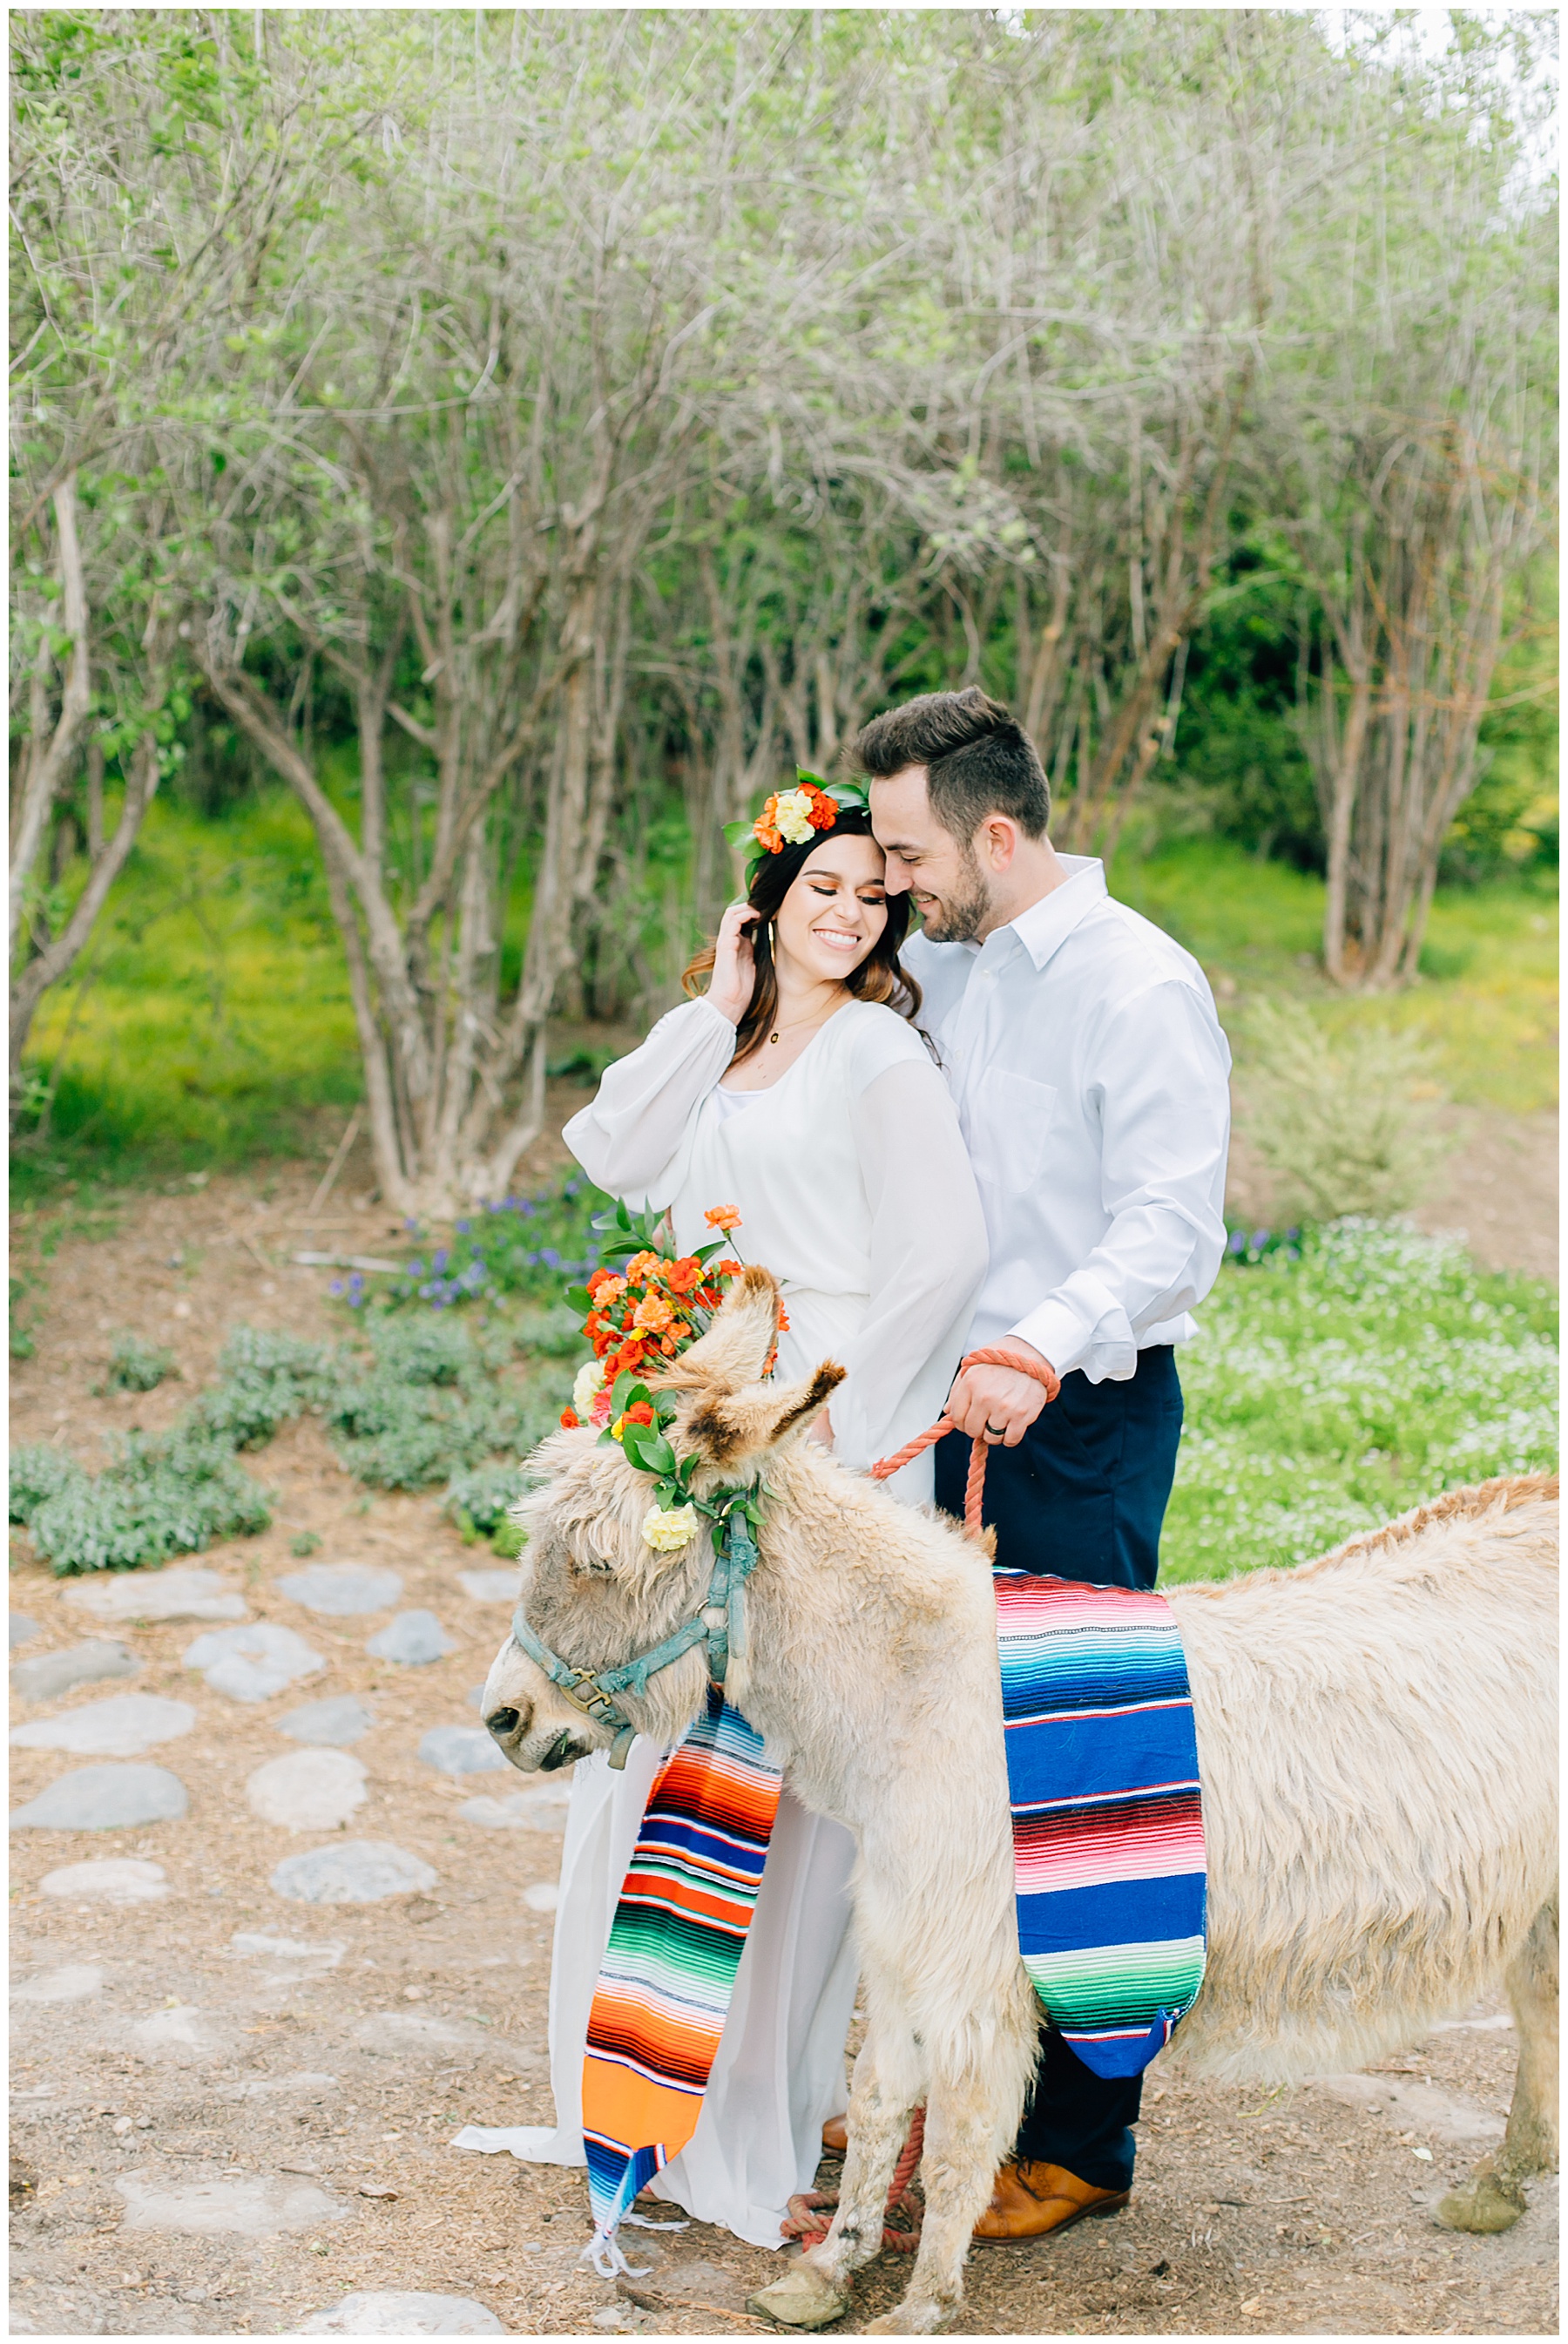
[781,2104,928,2253]
[868,1348,1061,1537]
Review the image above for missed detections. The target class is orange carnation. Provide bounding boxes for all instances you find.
[705,1205,742,1232]
[623,1250,663,1286]
[559,1407,580,1429]
[665,1257,702,1294]
[633,1293,675,1333]
[805,785,837,830]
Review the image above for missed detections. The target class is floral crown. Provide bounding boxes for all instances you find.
[723,769,870,888]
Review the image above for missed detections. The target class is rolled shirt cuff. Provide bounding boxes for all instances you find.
[1010,1277,1131,1385]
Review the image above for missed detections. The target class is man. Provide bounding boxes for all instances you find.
[855,684,1231,2242]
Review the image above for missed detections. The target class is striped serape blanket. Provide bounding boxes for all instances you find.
[580,1687,781,2272]
[994,1571,1207,2077]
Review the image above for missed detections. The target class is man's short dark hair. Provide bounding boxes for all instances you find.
[853,687,1050,841]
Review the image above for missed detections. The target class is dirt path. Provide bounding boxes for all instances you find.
[9,1167,1558,2337]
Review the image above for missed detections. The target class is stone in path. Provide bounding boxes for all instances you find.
[458,1782,571,1833]
[272,1839,436,1905]
[367,1609,456,1665]
[11,1962,105,2003]
[224,2069,339,2100]
[230,1931,344,1969]
[10,1762,186,1831]
[301,2293,504,2335]
[354,2010,499,2058]
[277,1693,375,1746]
[11,1637,139,1704]
[456,1569,519,1604]
[10,1691,195,1758]
[184,1621,325,1703]
[523,1882,560,1912]
[63,1566,247,1624]
[10,1613,39,1648]
[39,1856,167,1903]
[131,2002,226,2058]
[419,1724,507,1777]
[115,2171,346,2239]
[247,1748,368,1832]
[279,1562,403,1616]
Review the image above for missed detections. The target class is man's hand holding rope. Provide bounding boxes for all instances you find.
[946,1337,1058,1446]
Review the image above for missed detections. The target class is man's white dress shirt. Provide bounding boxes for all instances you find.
[902,855,1232,1385]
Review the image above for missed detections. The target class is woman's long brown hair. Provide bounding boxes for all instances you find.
[682,809,922,1067]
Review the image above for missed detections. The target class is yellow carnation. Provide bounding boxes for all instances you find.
[770,787,816,846]
[572,1358,606,1416]
[641,1501,699,1553]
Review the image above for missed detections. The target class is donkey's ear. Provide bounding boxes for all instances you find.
[685,1361,846,1474]
[656,1265,781,1398]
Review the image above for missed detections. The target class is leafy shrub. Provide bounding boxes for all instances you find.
[10,1443,85,1522]
[189,1325,336,1447]
[105,1331,178,1392]
[1237,998,1448,1223]
[324,1315,528,1490]
[445,1460,531,1555]
[289,1530,322,1556]
[10,1306,564,1573]
[11,1425,271,1575]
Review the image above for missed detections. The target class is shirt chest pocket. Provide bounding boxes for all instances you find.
[970,1069,1058,1195]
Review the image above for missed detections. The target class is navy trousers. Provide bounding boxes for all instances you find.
[934,1344,1184,2192]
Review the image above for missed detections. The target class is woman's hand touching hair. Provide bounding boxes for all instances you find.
[707,900,762,1025]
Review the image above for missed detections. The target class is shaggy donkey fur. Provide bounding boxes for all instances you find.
[482,1269,1558,2334]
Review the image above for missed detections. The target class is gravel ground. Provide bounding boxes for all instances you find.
[9,1160,1558,2337]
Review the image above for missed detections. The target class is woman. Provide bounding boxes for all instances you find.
[494,782,987,2249]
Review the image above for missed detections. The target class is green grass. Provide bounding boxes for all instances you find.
[1160,1218,1558,1583]
[14,790,358,1198]
[1111,838,1558,1114]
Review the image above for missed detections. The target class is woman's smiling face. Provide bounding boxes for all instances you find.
[771,833,890,986]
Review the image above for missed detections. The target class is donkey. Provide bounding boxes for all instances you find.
[482,1268,1558,2335]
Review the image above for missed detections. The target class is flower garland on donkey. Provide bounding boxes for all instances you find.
[559,1197,781,1552]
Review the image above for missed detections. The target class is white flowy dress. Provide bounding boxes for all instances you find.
[456,994,987,2249]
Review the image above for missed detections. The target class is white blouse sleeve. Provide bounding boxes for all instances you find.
[562,997,736,1206]
[827,1038,989,1471]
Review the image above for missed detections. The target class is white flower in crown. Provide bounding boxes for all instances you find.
[641,1501,699,1552]
[571,1358,605,1417]
[770,787,818,846]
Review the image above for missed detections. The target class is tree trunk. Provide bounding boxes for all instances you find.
[9,477,91,950]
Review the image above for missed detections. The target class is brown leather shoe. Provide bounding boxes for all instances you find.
[821,2114,848,2155]
[972,2158,1130,2241]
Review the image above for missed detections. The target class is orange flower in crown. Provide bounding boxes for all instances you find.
[723,773,869,885]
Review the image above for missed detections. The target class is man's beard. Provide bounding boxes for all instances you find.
[916,840,991,945]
